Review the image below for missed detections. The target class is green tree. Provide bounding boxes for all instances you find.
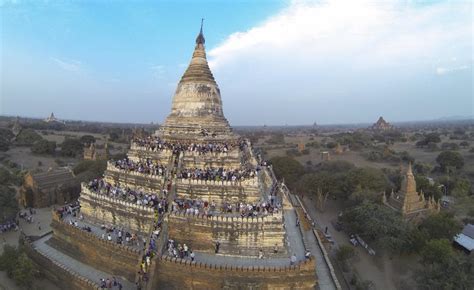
[297,172,339,198]
[341,202,408,252]
[270,156,305,189]
[424,133,441,144]
[436,151,464,170]
[15,129,42,146]
[80,135,96,144]
[0,186,19,222]
[415,176,442,201]
[31,139,56,155]
[420,239,455,265]
[451,178,472,197]
[419,212,463,241]
[73,160,107,178]
[0,244,18,276]
[416,247,474,290]
[0,246,36,288]
[12,252,35,287]
[341,167,389,198]
[60,138,84,157]
[0,137,10,151]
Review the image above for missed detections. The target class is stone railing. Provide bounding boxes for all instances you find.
[159,254,314,272]
[130,143,174,154]
[168,210,283,224]
[176,176,259,187]
[106,162,166,181]
[80,184,155,214]
[292,192,342,290]
[52,213,142,255]
[22,233,101,290]
[130,143,241,157]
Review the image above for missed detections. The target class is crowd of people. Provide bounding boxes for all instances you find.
[87,178,169,211]
[172,197,281,217]
[112,158,167,177]
[132,136,247,156]
[0,220,18,234]
[166,239,194,261]
[99,277,123,289]
[177,166,257,182]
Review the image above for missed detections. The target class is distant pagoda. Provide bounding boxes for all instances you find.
[371,116,393,131]
[24,22,324,290]
[384,163,439,222]
[44,112,59,123]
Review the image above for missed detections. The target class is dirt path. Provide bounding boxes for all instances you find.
[301,196,399,290]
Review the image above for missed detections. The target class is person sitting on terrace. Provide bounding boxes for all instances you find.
[177,166,257,182]
[171,198,280,217]
[132,136,247,155]
[113,157,167,177]
[87,179,169,210]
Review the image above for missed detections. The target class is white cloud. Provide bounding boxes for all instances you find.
[151,65,166,79]
[50,57,82,73]
[209,0,471,70]
[206,0,472,124]
[436,65,469,75]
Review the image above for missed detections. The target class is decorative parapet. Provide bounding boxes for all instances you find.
[176,176,258,187]
[106,162,166,181]
[52,213,142,255]
[158,254,314,272]
[80,183,155,214]
[168,210,283,224]
[130,144,174,155]
[22,233,101,290]
[293,196,342,290]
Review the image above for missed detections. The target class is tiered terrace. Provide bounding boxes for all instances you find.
[22,25,342,290]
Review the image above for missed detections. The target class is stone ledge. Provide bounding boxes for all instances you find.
[159,254,314,273]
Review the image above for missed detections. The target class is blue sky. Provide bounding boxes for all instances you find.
[1,0,472,125]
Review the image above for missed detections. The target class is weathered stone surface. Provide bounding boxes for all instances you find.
[19,168,80,208]
[157,30,235,143]
[79,187,155,233]
[22,234,101,290]
[168,212,287,257]
[49,215,140,282]
[148,256,317,290]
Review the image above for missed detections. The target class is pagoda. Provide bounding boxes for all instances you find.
[384,163,440,222]
[371,116,393,131]
[22,23,333,290]
[44,112,59,123]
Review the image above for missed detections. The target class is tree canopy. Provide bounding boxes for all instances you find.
[80,135,96,144]
[60,138,84,157]
[270,156,305,189]
[31,139,56,155]
[418,212,463,241]
[15,129,42,146]
[436,151,464,170]
[341,202,408,252]
[0,245,36,288]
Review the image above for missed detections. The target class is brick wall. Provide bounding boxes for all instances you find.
[167,212,287,257]
[79,187,155,233]
[148,255,317,290]
[48,216,141,282]
[22,234,100,290]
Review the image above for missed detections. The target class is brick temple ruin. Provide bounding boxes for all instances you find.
[22,25,340,290]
